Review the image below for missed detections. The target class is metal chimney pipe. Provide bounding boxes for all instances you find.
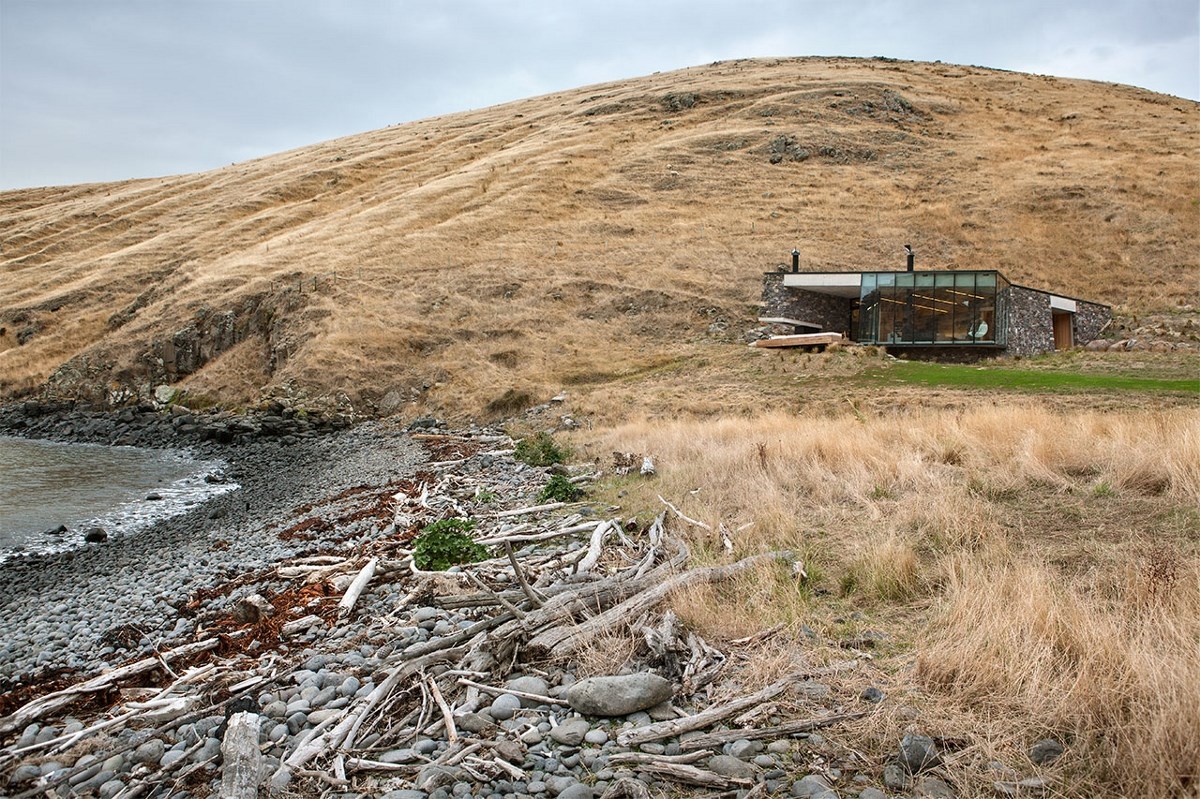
[904,244,914,272]
[791,248,800,273]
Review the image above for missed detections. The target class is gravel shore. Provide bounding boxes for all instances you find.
[0,409,425,684]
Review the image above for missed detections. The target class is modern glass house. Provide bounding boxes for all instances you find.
[761,258,1111,357]
[857,270,1007,347]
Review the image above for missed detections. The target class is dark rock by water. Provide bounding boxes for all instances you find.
[83,528,108,543]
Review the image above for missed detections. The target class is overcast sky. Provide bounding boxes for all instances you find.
[1,0,1196,190]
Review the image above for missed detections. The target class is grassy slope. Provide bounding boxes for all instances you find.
[1,56,1197,417]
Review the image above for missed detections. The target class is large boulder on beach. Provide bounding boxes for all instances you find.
[566,673,673,717]
[83,527,108,543]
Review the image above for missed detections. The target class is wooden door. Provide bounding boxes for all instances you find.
[1052,311,1074,350]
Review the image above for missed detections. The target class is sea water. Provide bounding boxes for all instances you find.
[0,435,236,560]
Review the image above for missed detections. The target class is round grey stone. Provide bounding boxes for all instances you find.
[131,739,165,765]
[583,728,608,745]
[728,738,763,759]
[307,708,341,726]
[192,736,221,762]
[507,675,550,707]
[557,783,596,799]
[379,748,420,765]
[455,712,495,734]
[1029,738,1064,765]
[860,686,885,703]
[9,763,42,784]
[98,779,125,799]
[792,774,837,798]
[708,754,756,780]
[159,750,186,768]
[68,763,102,786]
[898,733,941,773]
[262,700,288,719]
[489,693,522,721]
[915,775,955,798]
[883,762,908,790]
[549,715,592,748]
[412,606,439,623]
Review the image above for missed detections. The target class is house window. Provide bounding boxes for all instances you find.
[857,271,1008,346]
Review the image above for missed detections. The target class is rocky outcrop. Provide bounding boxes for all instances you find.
[43,290,304,408]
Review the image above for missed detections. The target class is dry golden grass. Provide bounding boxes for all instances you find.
[919,550,1200,797]
[581,404,1200,797]
[2,57,1196,415]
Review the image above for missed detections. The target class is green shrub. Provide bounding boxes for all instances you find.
[514,432,567,466]
[412,519,488,571]
[538,474,582,503]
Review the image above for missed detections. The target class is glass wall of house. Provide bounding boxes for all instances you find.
[857,271,1008,345]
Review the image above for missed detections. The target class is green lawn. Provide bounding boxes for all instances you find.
[862,359,1200,394]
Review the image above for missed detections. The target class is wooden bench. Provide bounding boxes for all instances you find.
[750,332,844,350]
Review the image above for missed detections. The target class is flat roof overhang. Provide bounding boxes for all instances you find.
[780,272,862,298]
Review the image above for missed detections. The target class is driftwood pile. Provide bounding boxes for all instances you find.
[0,429,869,798]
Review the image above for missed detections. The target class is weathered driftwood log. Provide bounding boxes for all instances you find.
[0,637,220,736]
[494,501,569,518]
[607,756,751,788]
[219,711,263,799]
[615,659,856,747]
[281,614,323,636]
[527,550,792,659]
[575,520,612,574]
[337,557,379,619]
[658,495,712,531]
[608,750,709,765]
[475,523,594,546]
[271,645,470,790]
[489,541,690,644]
[505,541,546,607]
[678,710,871,751]
[457,678,568,707]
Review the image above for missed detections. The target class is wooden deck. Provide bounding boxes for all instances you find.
[749,332,844,349]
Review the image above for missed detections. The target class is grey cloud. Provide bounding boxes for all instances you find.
[1,0,1196,189]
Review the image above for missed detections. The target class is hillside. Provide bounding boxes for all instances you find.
[1,56,1197,417]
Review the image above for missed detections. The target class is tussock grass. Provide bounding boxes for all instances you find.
[586,406,1200,548]
[585,404,1200,797]
[919,553,1200,796]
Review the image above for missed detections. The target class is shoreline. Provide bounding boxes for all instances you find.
[0,435,237,564]
[0,402,428,688]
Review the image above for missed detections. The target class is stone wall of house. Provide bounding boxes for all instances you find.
[1073,300,1112,344]
[1005,287,1111,355]
[1004,286,1055,356]
[760,273,855,334]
